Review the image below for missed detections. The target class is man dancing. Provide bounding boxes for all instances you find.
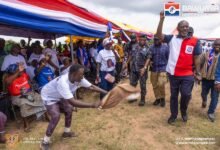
[40,64,107,150]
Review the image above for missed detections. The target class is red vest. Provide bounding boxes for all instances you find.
[167,36,198,76]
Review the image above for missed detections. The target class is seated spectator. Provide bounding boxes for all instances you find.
[0,38,7,91]
[35,56,55,91]
[4,63,46,131]
[0,112,7,143]
[60,57,71,75]
[28,43,43,64]
[0,38,7,67]
[26,59,38,81]
[1,43,27,72]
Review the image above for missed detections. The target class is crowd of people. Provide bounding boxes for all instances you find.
[0,12,219,150]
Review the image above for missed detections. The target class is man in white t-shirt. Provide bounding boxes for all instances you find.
[96,38,118,99]
[43,40,59,74]
[40,64,107,150]
[1,44,27,71]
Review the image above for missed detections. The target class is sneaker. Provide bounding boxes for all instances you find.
[62,132,77,139]
[160,98,165,107]
[40,141,50,150]
[168,116,176,124]
[153,99,161,106]
[202,101,207,108]
[138,100,145,106]
[208,113,215,122]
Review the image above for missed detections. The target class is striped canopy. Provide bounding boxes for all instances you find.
[0,0,120,38]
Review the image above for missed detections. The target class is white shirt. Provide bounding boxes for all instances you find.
[28,53,43,63]
[89,47,98,62]
[60,66,70,75]
[96,49,116,72]
[1,54,27,71]
[41,73,92,105]
[43,48,59,72]
[26,65,35,80]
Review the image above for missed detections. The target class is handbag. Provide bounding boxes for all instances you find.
[104,73,115,83]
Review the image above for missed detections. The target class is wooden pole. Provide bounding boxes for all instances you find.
[70,35,74,63]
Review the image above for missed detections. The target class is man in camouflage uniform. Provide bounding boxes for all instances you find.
[126,34,152,106]
[124,33,139,75]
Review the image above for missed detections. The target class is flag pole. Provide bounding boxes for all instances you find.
[70,35,74,63]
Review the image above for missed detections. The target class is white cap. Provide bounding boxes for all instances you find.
[102,38,113,46]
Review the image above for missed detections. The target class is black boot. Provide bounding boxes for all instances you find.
[168,116,176,124]
[181,111,188,122]
[139,95,145,106]
[160,98,165,107]
[138,100,145,106]
[202,101,207,108]
[153,99,161,106]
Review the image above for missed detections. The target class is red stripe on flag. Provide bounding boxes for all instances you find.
[19,0,120,29]
[165,3,180,9]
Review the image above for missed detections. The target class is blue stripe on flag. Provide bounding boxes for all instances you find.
[164,11,180,16]
[0,4,106,38]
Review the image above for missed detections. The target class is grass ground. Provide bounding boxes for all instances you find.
[1,79,220,150]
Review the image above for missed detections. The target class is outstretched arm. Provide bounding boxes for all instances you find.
[155,11,165,41]
[88,84,108,94]
[68,98,100,108]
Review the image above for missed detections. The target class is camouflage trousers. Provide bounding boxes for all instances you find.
[129,71,148,101]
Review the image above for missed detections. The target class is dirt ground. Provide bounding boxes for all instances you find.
[1,79,220,150]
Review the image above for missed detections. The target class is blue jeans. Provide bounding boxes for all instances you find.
[99,71,115,100]
[201,79,219,114]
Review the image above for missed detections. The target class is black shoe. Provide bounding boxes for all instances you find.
[153,99,161,106]
[40,141,50,150]
[62,132,77,139]
[160,98,165,107]
[128,99,138,103]
[182,114,188,122]
[138,100,145,106]
[168,116,176,124]
[208,113,215,122]
[202,101,207,108]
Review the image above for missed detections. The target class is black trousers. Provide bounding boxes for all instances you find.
[169,75,194,118]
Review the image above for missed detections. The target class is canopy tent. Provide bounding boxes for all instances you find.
[0,23,62,39]
[110,20,154,39]
[65,36,99,43]
[0,0,120,38]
